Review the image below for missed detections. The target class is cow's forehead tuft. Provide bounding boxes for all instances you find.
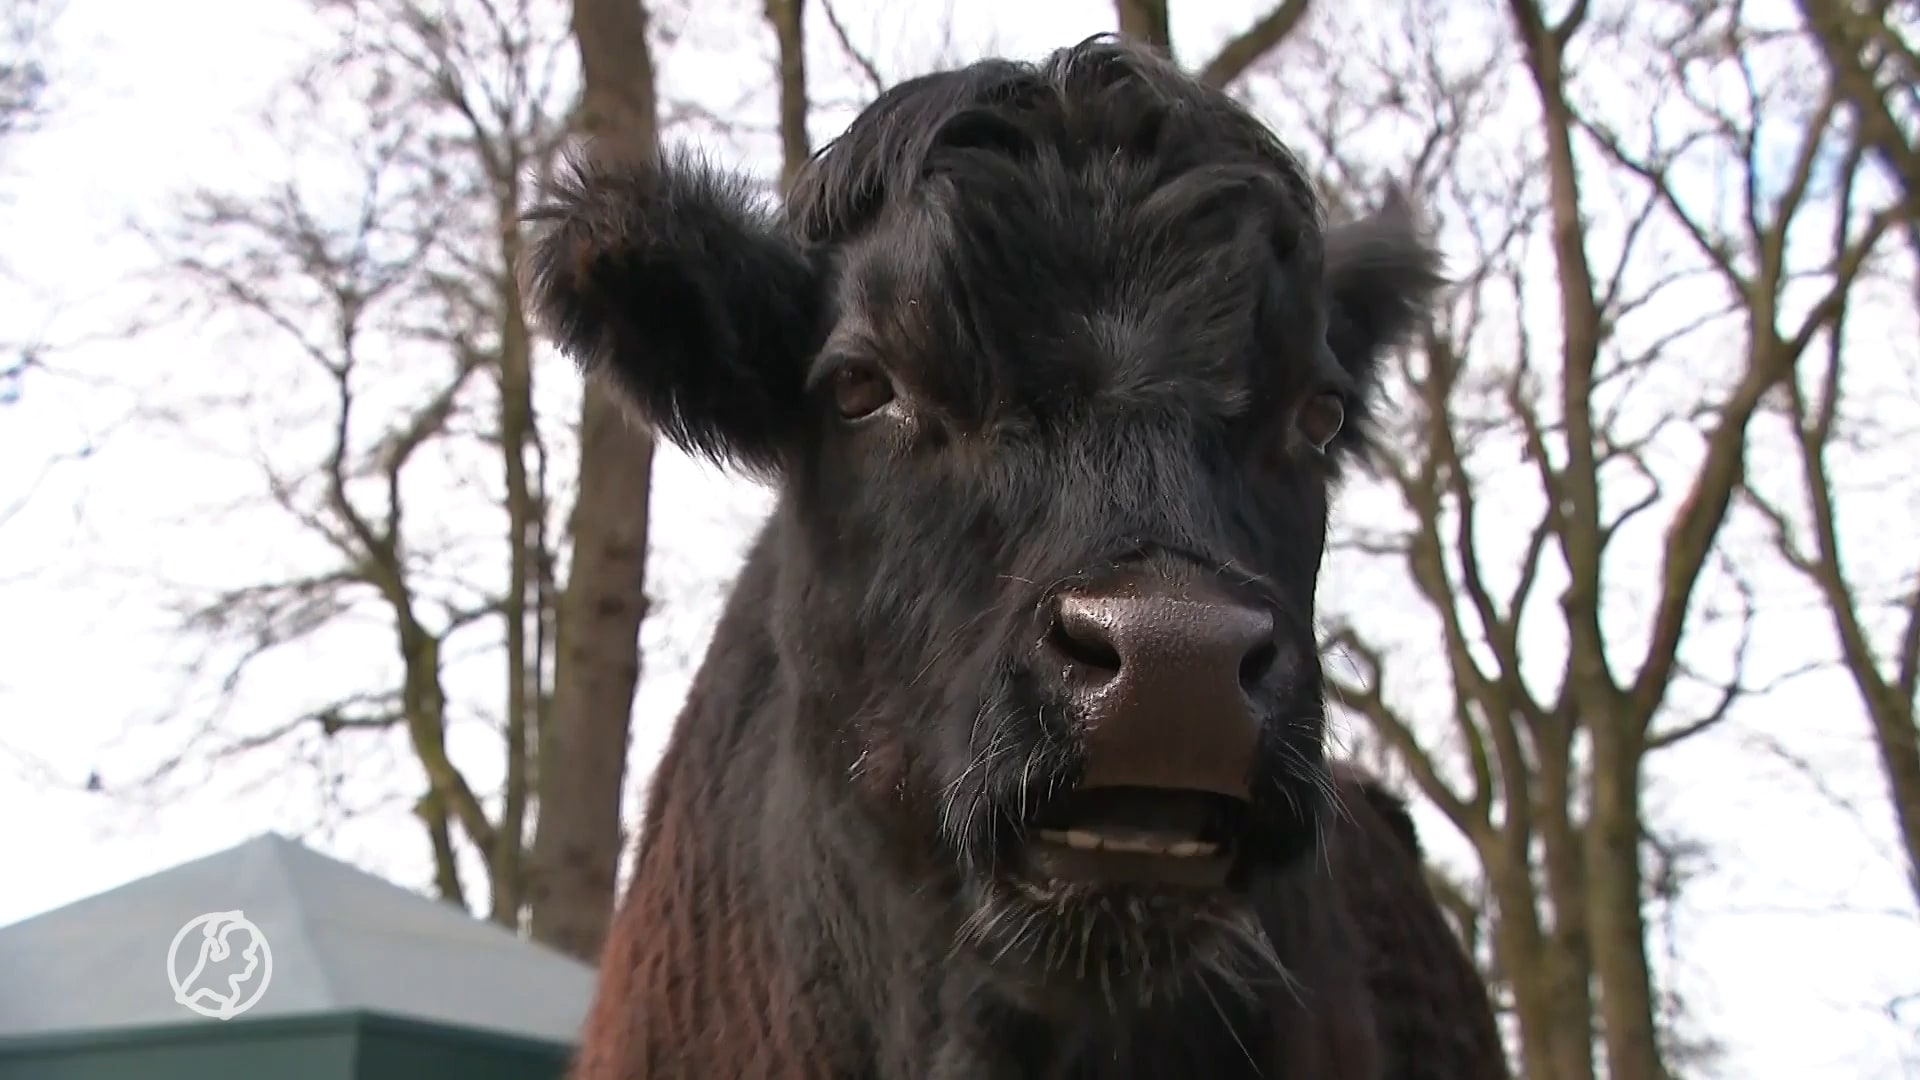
[786,36,1323,249]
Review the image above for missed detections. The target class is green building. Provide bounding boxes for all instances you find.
[0,833,596,1079]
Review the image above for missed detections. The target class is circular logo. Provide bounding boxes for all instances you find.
[166,910,274,1020]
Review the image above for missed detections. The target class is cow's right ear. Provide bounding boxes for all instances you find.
[522,141,829,476]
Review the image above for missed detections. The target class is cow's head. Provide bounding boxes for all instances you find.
[525,35,1443,1016]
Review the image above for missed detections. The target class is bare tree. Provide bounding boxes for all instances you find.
[1761,0,1920,914]
[132,0,577,925]
[1570,2,1910,1042]
[101,0,913,967]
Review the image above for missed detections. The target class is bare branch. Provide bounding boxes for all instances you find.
[819,0,884,97]
[1323,627,1483,836]
[1197,0,1313,89]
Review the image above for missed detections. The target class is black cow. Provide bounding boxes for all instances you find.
[525,33,1510,1080]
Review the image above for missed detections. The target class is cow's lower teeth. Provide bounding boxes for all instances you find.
[1034,828,1221,857]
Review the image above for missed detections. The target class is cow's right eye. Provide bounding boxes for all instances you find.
[830,364,896,421]
[1297,391,1346,453]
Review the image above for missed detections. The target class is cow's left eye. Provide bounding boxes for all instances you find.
[830,364,896,421]
[1298,391,1346,452]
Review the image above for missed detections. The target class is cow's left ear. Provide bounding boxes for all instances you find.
[1320,190,1447,458]
[521,140,830,477]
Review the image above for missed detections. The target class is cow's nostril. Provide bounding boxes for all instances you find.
[1239,639,1279,690]
[1036,576,1273,802]
[1047,599,1124,675]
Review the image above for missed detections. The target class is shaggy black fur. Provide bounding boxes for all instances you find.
[526,33,1508,1080]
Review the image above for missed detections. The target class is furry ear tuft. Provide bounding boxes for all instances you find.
[521,140,830,476]
[1319,187,1448,463]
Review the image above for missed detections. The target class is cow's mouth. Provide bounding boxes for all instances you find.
[1016,786,1246,890]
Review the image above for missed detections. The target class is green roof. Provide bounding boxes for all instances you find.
[0,1010,575,1080]
[0,832,596,1047]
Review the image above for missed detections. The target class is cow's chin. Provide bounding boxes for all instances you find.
[955,787,1285,1016]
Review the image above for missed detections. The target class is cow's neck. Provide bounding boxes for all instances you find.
[919,974,1355,1080]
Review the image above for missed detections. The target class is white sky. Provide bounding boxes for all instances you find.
[2,1,1917,1077]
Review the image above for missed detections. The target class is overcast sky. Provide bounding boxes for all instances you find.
[2,1,1917,1077]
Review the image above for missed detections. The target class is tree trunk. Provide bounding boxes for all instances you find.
[1585,708,1664,1080]
[765,0,810,188]
[1504,2,1670,1075]
[1861,677,1920,912]
[1483,846,1564,1080]
[1115,0,1173,57]
[1533,721,1600,1080]
[494,178,540,927]
[527,0,662,964]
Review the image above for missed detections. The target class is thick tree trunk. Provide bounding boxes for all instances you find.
[1504,2,1671,1075]
[1584,714,1663,1080]
[527,0,662,964]
[1534,724,1600,1080]
[1483,847,1564,1080]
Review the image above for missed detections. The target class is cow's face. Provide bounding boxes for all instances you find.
[525,37,1442,1016]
